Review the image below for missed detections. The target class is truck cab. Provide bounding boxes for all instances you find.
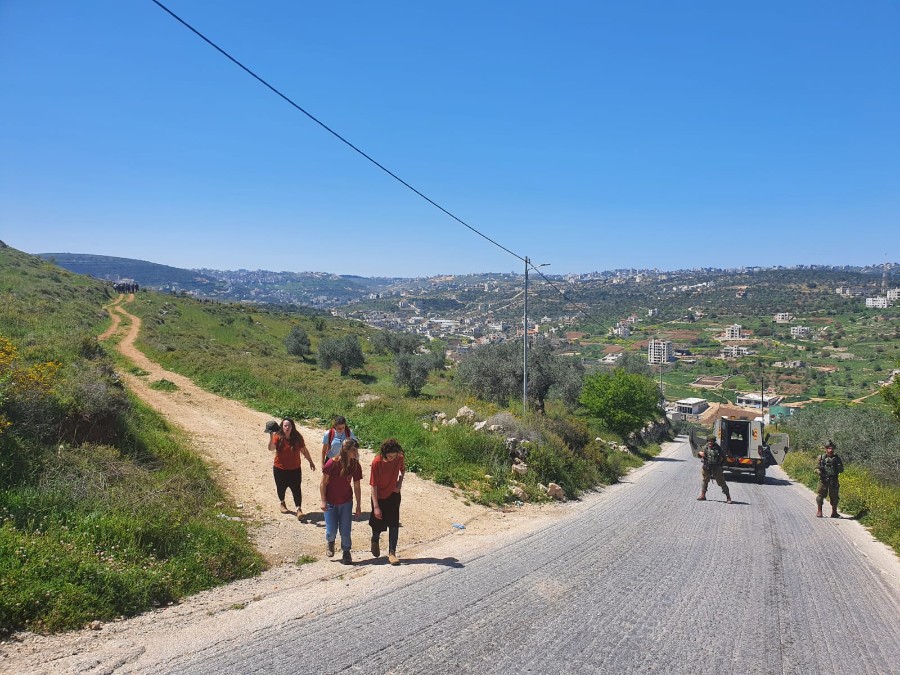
[690,417,789,484]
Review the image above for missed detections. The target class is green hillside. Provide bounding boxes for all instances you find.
[38,252,221,291]
[0,243,261,634]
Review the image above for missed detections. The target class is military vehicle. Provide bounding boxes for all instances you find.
[690,417,789,484]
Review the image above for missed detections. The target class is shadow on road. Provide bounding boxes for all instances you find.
[649,456,684,462]
[726,474,792,486]
[351,556,464,569]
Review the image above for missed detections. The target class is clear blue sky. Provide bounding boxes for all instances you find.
[2,1,898,276]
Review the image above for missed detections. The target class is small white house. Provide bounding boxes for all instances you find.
[675,398,709,415]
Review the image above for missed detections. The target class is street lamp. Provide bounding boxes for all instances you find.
[523,258,550,414]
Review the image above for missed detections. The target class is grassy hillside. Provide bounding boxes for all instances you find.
[38,252,222,292]
[127,291,650,502]
[0,243,262,634]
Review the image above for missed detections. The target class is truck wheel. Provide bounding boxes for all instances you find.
[755,468,766,484]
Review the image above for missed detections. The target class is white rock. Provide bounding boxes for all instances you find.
[511,463,528,476]
[488,424,503,433]
[447,417,459,426]
[473,420,488,431]
[456,406,477,423]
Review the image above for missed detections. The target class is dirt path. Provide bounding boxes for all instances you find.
[100,295,541,566]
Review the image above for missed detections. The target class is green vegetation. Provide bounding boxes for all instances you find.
[782,452,900,554]
[780,404,900,554]
[125,290,648,502]
[0,244,262,634]
[149,378,178,392]
[580,370,662,440]
[284,324,311,361]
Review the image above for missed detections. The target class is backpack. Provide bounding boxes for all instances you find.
[327,426,352,446]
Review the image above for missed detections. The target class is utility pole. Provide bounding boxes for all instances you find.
[523,257,549,416]
[523,256,529,414]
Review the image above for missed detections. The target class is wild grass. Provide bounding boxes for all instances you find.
[782,451,900,555]
[0,246,262,634]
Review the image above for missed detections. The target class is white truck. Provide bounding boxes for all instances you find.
[690,417,789,484]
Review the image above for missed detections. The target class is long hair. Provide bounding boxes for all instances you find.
[278,418,305,448]
[339,438,359,476]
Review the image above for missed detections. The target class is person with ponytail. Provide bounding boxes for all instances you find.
[320,438,363,564]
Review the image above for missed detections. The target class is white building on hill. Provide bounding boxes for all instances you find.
[648,339,673,365]
[724,324,742,340]
[790,326,811,338]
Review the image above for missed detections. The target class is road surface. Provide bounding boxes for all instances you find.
[151,438,900,674]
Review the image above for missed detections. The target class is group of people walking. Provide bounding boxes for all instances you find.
[697,435,844,516]
[266,415,405,566]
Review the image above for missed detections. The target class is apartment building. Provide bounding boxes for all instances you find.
[790,326,811,338]
[648,338,673,365]
[724,324,742,340]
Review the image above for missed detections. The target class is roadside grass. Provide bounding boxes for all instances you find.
[149,378,178,392]
[0,247,263,634]
[0,393,264,635]
[782,451,900,555]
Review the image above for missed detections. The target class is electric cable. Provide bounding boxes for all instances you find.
[150,1,607,327]
[149,0,525,264]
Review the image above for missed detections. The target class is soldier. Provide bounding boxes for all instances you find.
[697,436,732,503]
[815,440,844,518]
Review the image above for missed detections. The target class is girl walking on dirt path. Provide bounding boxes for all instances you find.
[268,418,316,520]
[369,438,405,565]
[320,438,363,565]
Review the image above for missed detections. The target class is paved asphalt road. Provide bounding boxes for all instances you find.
[165,438,900,675]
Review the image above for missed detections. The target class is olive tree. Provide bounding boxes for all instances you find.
[455,339,584,412]
[284,325,311,361]
[393,353,431,396]
[318,335,365,376]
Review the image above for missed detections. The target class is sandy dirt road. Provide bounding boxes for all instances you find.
[97,295,543,566]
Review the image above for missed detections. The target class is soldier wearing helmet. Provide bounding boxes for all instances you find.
[816,440,844,518]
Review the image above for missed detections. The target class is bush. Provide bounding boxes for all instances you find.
[284,325,311,361]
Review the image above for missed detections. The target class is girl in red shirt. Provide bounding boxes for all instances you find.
[320,438,363,564]
[267,418,315,519]
[369,438,405,565]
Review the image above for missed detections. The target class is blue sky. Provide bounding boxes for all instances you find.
[1,1,898,277]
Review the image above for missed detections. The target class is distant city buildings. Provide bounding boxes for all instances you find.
[790,326,811,338]
[774,312,793,323]
[648,338,673,365]
[647,308,658,317]
[866,297,890,308]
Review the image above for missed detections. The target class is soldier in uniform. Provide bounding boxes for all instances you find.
[815,440,844,518]
[698,436,732,503]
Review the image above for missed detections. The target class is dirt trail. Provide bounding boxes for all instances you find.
[101,295,538,565]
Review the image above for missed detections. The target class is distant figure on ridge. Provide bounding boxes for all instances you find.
[816,440,844,518]
[267,418,315,520]
[697,435,732,504]
[321,415,356,468]
[320,438,363,565]
[370,438,406,565]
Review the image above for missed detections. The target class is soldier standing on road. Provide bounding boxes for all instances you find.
[816,440,844,518]
[698,436,732,503]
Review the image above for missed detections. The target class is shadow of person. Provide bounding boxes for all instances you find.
[353,556,464,569]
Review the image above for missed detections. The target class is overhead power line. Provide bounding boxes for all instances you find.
[149,0,524,264]
[150,1,605,326]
